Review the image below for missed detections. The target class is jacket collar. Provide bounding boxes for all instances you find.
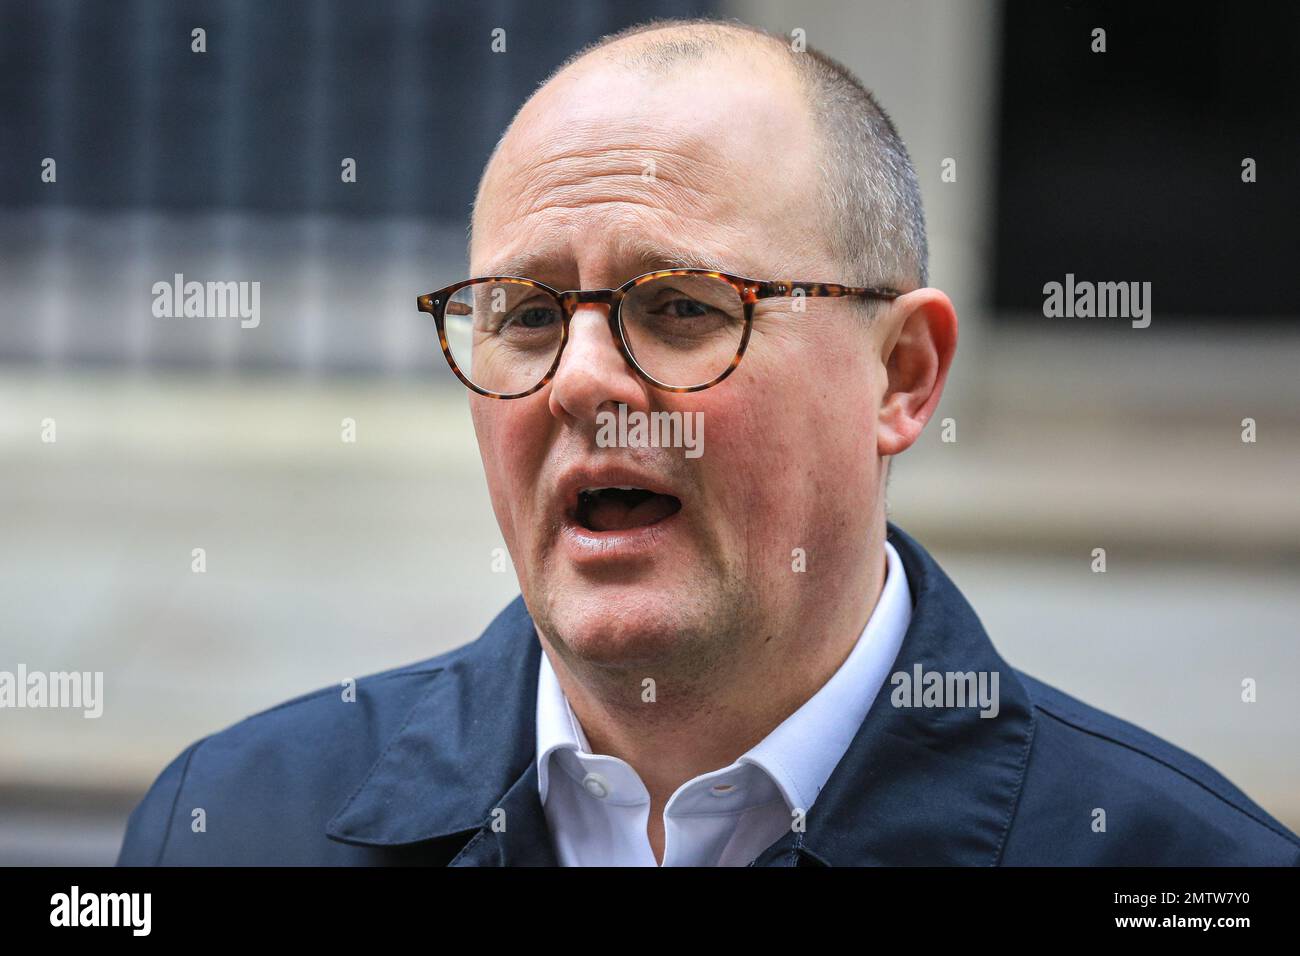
[324,595,553,863]
[751,524,1036,866]
[326,523,1035,866]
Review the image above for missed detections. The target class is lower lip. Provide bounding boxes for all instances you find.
[558,509,684,567]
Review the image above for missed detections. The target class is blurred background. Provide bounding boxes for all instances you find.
[1,0,1297,864]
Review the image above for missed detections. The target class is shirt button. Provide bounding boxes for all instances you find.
[582,772,610,799]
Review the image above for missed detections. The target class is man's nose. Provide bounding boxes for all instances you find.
[546,303,648,424]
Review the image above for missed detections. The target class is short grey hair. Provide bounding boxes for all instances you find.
[477,16,928,291]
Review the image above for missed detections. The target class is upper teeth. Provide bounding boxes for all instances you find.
[580,485,640,494]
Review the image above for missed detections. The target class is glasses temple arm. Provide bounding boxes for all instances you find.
[753,280,903,301]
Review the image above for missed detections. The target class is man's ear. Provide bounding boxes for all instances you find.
[877,288,958,457]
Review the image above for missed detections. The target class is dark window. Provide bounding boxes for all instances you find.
[993,0,1300,321]
[0,0,716,218]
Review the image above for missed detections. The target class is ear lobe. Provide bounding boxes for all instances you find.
[877,289,958,458]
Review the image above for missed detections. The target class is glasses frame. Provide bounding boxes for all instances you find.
[416,268,902,399]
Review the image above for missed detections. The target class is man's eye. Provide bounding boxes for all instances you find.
[500,306,559,331]
[656,297,711,318]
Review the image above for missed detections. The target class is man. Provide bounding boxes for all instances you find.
[118,17,1298,866]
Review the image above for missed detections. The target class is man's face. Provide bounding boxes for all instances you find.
[468,50,891,674]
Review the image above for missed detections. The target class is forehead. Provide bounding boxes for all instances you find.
[470,49,823,282]
[480,235,738,284]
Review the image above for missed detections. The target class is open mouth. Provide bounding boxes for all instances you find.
[573,486,683,533]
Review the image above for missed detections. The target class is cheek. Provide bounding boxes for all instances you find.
[471,402,550,538]
[695,390,817,563]
[700,337,879,553]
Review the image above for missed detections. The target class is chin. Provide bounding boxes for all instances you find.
[539,587,710,670]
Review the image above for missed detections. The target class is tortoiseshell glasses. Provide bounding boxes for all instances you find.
[416,269,901,399]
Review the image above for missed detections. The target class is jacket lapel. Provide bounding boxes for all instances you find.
[445,760,559,866]
[325,523,1035,867]
[324,597,558,865]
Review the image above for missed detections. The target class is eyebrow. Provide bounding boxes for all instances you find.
[480,240,739,284]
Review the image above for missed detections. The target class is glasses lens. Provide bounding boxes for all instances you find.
[442,280,563,395]
[620,273,747,387]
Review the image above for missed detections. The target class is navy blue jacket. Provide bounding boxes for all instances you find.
[117,525,1299,866]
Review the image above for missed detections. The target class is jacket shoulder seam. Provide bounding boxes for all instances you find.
[151,667,446,861]
[227,667,445,726]
[1033,701,1300,848]
[155,736,209,865]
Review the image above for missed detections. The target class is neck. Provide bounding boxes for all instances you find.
[542,524,889,822]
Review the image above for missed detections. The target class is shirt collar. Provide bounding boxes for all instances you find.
[535,639,590,806]
[535,540,912,813]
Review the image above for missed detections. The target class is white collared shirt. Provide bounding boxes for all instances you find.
[535,540,912,866]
